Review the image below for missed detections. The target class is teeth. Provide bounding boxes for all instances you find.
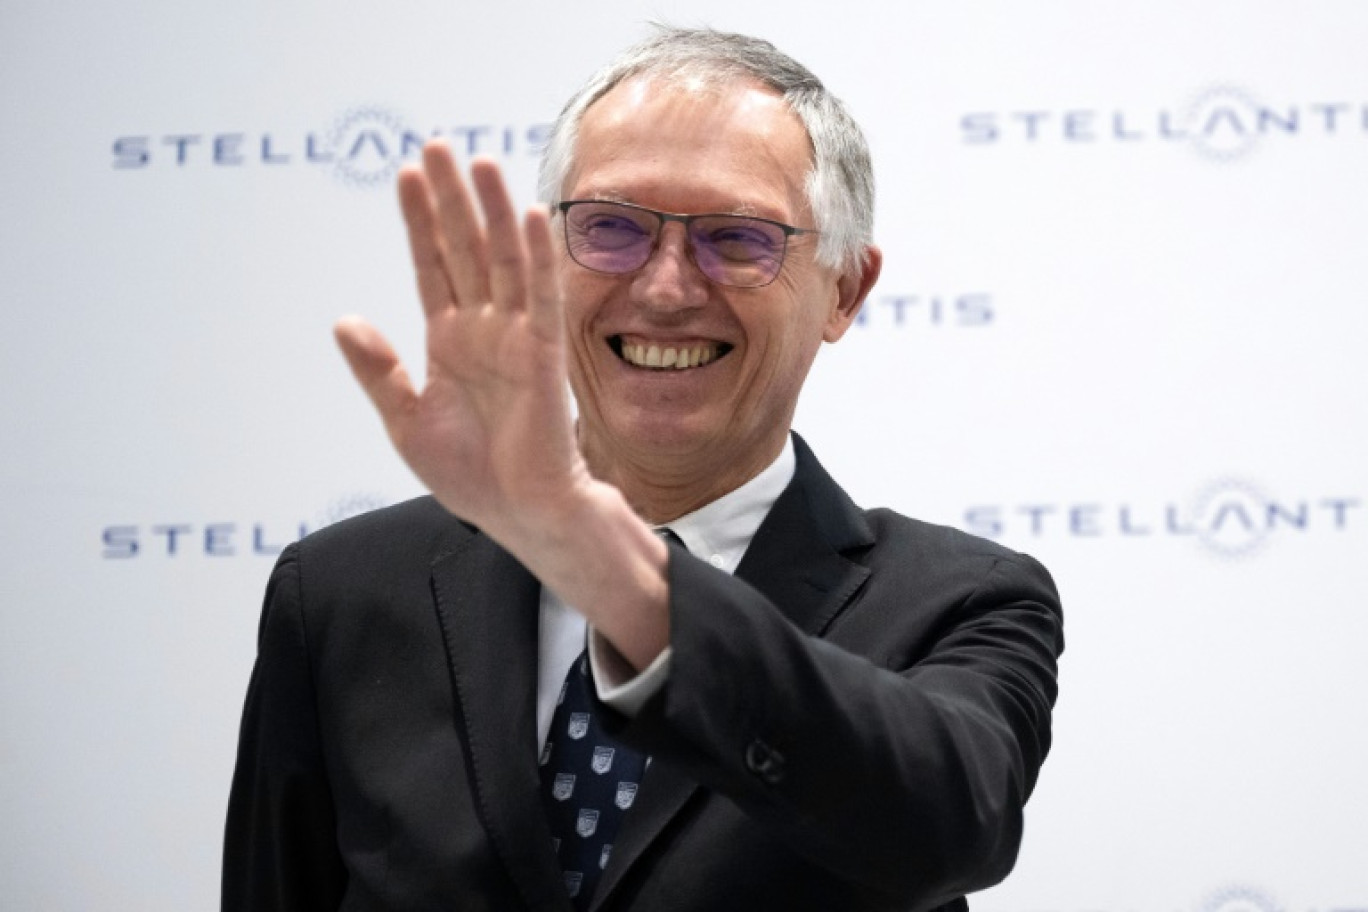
[619,341,722,370]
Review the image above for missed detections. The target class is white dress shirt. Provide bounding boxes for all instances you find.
[534,436,797,749]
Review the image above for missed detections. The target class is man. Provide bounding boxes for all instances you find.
[224,27,1063,912]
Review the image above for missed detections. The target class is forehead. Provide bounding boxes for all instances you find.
[566,76,813,221]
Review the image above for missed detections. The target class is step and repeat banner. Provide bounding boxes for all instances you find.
[2,1,1364,909]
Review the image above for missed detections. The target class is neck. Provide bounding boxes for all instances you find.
[580,431,786,525]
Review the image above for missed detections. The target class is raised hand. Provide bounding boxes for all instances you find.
[334,140,592,547]
[335,140,669,671]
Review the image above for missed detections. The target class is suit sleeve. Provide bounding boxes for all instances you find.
[222,545,348,912]
[616,539,1062,909]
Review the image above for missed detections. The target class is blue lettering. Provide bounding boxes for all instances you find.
[451,125,491,155]
[1112,111,1145,141]
[262,133,291,164]
[1200,106,1247,138]
[1012,111,1050,141]
[1069,505,1102,535]
[1257,107,1298,134]
[1159,110,1188,140]
[152,523,193,555]
[1166,505,1195,534]
[306,133,334,163]
[1311,103,1351,132]
[526,123,553,152]
[881,296,915,325]
[1321,497,1360,529]
[865,295,993,328]
[1119,506,1151,536]
[112,137,150,169]
[1208,501,1256,533]
[347,129,390,162]
[401,130,427,159]
[253,522,308,556]
[1266,500,1307,530]
[1017,505,1055,536]
[964,506,1002,539]
[102,525,139,558]
[957,294,993,326]
[214,134,245,166]
[1063,111,1095,142]
[960,113,999,144]
[163,135,201,165]
[205,523,236,556]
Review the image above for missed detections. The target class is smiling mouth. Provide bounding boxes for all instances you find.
[609,336,732,371]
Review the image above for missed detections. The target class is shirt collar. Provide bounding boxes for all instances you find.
[655,434,795,576]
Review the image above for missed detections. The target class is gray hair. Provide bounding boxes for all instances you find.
[537,26,875,273]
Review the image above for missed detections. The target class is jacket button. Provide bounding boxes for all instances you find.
[744,738,786,785]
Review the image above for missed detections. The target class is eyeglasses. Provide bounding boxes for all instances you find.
[557,200,814,289]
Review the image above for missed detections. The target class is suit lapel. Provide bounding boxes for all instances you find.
[590,753,700,908]
[430,531,572,912]
[594,435,874,908]
[734,434,874,636]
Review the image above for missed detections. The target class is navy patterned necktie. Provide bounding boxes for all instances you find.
[539,647,649,909]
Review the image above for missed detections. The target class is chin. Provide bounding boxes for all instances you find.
[600,410,722,460]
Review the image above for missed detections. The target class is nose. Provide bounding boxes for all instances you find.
[629,223,710,312]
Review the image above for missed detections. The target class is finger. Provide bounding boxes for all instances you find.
[334,316,419,435]
[524,205,563,336]
[470,158,528,311]
[423,141,490,306]
[398,165,457,321]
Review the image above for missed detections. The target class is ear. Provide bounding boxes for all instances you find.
[823,245,882,343]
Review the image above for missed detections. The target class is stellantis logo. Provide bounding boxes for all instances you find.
[961,85,1367,162]
[964,477,1360,560]
[101,492,389,559]
[111,105,551,188]
[853,292,994,330]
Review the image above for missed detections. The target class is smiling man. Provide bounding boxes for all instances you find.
[224,27,1063,912]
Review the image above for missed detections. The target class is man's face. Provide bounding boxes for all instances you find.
[560,77,866,496]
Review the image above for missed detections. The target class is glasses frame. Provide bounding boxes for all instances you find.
[556,199,816,289]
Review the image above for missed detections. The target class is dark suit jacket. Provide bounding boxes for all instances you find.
[223,435,1063,912]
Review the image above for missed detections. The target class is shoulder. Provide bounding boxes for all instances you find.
[789,433,1055,597]
[269,495,475,603]
[861,507,1059,604]
[298,495,470,561]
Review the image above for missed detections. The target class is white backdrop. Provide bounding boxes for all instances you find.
[2,2,1365,910]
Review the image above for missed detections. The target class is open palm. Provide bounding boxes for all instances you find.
[335,142,591,544]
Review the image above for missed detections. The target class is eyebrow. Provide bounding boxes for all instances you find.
[579,192,774,220]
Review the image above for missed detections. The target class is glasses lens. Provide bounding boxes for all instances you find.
[564,202,656,274]
[689,216,788,287]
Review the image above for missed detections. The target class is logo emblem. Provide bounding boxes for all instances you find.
[325,106,415,189]
[576,809,600,837]
[599,844,612,869]
[568,713,590,739]
[564,871,583,897]
[615,782,638,809]
[1200,885,1282,912]
[552,773,575,801]
[591,746,615,774]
